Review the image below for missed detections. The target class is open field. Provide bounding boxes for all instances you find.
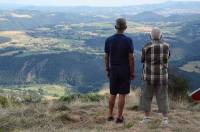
[0,31,62,56]
[180,61,200,74]
[0,84,71,99]
[0,31,95,56]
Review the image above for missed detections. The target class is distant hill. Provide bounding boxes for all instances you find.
[157,1,200,9]
[0,52,105,93]
[1,1,200,14]
[132,11,165,22]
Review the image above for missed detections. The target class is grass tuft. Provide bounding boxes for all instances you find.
[0,96,9,108]
[59,93,106,103]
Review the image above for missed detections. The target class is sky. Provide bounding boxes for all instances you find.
[0,0,200,6]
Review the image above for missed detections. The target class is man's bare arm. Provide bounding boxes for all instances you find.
[104,53,110,78]
[129,53,135,80]
[141,48,145,63]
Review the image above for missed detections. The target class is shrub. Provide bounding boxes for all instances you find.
[59,94,80,103]
[23,90,42,103]
[38,88,44,95]
[53,94,59,97]
[24,95,33,103]
[81,93,105,102]
[0,96,9,108]
[59,93,105,103]
[168,73,189,100]
[0,89,4,93]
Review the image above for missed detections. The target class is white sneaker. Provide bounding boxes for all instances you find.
[161,117,168,127]
[140,117,151,124]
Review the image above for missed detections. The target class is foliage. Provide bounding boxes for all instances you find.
[168,73,189,100]
[38,88,44,95]
[0,96,8,108]
[59,94,79,103]
[81,93,105,102]
[59,93,106,103]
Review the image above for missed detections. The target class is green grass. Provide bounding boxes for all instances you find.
[0,96,9,108]
[59,93,106,103]
[124,122,135,129]
[0,84,71,102]
[18,84,69,97]
[148,119,161,129]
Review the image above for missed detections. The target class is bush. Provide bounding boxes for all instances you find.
[53,94,59,97]
[0,96,9,108]
[80,93,105,102]
[23,90,42,103]
[168,74,189,100]
[59,93,105,103]
[24,95,33,103]
[59,94,80,103]
[0,89,4,93]
[38,88,44,95]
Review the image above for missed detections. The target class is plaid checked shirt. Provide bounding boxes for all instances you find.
[141,40,170,85]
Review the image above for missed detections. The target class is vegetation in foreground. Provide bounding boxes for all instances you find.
[0,88,200,132]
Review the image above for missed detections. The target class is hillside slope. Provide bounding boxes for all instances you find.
[0,89,200,132]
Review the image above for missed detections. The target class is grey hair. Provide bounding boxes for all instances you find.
[151,27,162,40]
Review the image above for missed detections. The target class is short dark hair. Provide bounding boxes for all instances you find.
[115,18,127,31]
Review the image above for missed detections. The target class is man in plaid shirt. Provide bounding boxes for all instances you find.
[140,27,170,127]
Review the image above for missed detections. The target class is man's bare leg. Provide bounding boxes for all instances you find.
[117,94,126,118]
[109,95,117,117]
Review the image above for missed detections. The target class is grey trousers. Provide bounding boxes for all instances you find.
[140,82,169,113]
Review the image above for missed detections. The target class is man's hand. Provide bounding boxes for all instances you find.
[130,73,135,80]
[104,53,110,79]
[106,70,110,79]
[129,53,135,80]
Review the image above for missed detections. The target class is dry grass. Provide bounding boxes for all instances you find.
[0,89,200,132]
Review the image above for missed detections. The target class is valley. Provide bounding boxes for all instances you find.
[0,1,200,93]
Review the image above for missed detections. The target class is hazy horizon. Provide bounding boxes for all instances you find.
[0,0,200,7]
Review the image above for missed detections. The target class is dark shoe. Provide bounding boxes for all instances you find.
[116,116,124,123]
[107,116,114,121]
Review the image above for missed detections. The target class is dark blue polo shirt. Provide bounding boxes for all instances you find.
[104,34,134,66]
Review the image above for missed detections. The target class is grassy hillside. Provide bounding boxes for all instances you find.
[0,89,200,132]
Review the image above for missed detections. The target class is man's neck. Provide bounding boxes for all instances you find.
[151,39,161,44]
[116,31,124,34]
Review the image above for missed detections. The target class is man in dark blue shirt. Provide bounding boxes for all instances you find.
[104,18,135,123]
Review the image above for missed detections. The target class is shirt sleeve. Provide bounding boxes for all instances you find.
[129,39,134,53]
[104,38,109,53]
